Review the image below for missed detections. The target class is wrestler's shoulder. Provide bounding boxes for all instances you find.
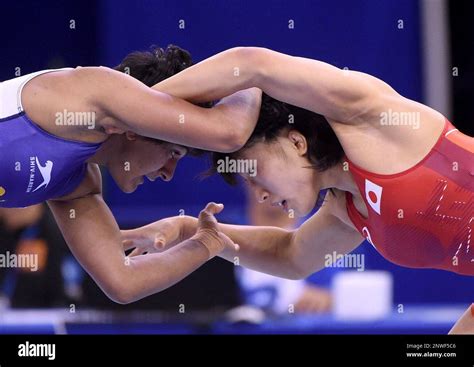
[323,189,358,230]
[50,164,102,203]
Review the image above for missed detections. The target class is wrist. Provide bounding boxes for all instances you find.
[191,229,225,259]
[120,228,136,241]
[178,215,198,241]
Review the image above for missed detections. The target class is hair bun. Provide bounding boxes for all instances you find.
[115,44,194,87]
[164,44,192,68]
[149,44,192,73]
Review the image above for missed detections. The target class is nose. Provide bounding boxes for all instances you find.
[174,146,187,157]
[157,159,178,182]
[255,187,270,203]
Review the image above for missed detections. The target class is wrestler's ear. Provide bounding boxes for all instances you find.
[125,131,138,141]
[287,130,308,156]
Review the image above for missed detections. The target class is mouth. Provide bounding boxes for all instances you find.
[146,175,156,182]
[272,199,289,212]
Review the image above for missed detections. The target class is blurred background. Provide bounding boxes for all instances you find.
[0,0,472,334]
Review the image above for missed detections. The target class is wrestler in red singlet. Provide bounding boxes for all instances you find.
[346,119,474,276]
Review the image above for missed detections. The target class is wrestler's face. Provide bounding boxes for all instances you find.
[108,132,186,193]
[238,130,320,217]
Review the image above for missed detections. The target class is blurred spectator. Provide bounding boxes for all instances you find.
[0,205,72,308]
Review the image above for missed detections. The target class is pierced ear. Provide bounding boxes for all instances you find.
[125,131,138,141]
[288,130,308,155]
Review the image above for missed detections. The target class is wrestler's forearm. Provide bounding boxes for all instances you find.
[152,47,261,103]
[153,46,399,123]
[449,304,474,334]
[50,193,221,305]
[117,237,213,303]
[181,216,301,279]
[151,49,262,152]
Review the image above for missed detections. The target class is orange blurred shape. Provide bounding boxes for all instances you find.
[15,239,48,273]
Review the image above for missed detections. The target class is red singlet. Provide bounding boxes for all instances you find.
[346,119,474,276]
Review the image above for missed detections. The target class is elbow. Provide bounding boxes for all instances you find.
[275,262,310,280]
[100,276,136,305]
[105,286,135,305]
[284,256,312,280]
[263,233,299,280]
[217,97,260,153]
[211,119,249,153]
[289,265,313,280]
[222,128,248,153]
[108,290,135,305]
[289,250,320,279]
[283,257,314,280]
[283,232,314,280]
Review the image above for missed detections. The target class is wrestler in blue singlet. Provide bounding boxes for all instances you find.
[0,70,101,208]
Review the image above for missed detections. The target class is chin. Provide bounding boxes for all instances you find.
[121,182,138,194]
[295,201,317,217]
[293,207,310,218]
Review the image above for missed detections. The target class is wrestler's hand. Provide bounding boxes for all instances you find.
[294,286,332,313]
[121,203,236,257]
[191,202,239,258]
[121,216,185,256]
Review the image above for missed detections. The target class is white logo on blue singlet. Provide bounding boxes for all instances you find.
[33,157,53,192]
[26,157,54,193]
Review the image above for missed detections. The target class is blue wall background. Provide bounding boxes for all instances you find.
[97,0,424,224]
[1,0,472,305]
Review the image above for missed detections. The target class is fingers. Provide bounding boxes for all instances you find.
[294,288,332,314]
[218,232,239,252]
[153,234,166,250]
[129,247,143,257]
[122,239,134,250]
[200,202,224,217]
[198,203,224,229]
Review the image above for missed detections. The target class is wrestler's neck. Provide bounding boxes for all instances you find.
[316,161,359,196]
[87,135,118,166]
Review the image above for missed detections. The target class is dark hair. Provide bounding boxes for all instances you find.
[114,44,193,87]
[210,93,345,185]
[114,44,209,155]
